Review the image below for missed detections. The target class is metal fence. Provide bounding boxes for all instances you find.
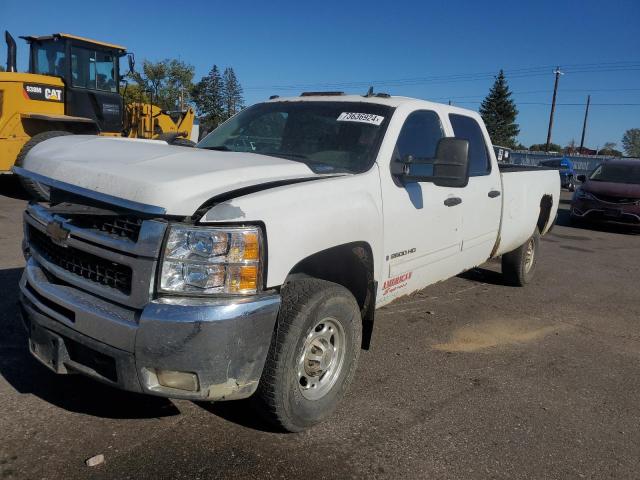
[506,150,640,176]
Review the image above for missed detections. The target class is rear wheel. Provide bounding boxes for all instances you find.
[15,131,73,200]
[501,229,540,286]
[253,278,362,432]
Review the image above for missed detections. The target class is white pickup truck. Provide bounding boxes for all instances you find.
[15,93,559,432]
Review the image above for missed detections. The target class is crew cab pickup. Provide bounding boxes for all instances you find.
[14,94,560,431]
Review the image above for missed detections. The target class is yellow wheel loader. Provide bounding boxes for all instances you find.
[0,31,196,198]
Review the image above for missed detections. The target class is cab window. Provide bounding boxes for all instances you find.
[449,114,491,176]
[33,42,66,77]
[71,46,118,92]
[393,110,444,178]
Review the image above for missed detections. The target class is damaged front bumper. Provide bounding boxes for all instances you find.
[19,259,280,401]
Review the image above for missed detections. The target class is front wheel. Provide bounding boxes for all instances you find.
[501,229,540,286]
[254,278,362,432]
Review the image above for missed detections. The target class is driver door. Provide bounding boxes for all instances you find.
[378,110,464,305]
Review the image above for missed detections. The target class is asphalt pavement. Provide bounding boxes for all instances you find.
[1,178,639,479]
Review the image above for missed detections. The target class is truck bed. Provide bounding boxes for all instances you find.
[498,164,555,172]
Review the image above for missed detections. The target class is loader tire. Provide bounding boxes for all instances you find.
[15,131,73,200]
[501,229,540,286]
[253,278,362,432]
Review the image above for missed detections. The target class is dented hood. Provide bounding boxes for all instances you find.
[18,135,322,215]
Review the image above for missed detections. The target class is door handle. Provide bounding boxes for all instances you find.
[488,190,501,198]
[444,197,462,207]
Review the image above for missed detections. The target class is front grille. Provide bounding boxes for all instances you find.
[591,193,638,205]
[28,226,132,294]
[67,216,143,241]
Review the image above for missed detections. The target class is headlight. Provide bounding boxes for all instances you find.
[159,225,263,295]
[574,189,595,201]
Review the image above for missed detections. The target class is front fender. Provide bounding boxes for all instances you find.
[201,167,384,288]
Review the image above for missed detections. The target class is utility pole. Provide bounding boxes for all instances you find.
[545,67,564,152]
[579,94,591,154]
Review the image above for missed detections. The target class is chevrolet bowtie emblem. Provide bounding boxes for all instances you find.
[45,221,70,247]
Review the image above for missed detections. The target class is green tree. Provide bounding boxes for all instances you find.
[530,143,562,152]
[128,59,195,111]
[597,142,622,156]
[622,128,640,157]
[222,67,245,120]
[121,82,150,106]
[479,70,519,148]
[0,65,5,72]
[192,65,225,132]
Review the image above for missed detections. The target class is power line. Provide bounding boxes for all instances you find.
[456,101,640,106]
[244,61,640,92]
[433,87,640,101]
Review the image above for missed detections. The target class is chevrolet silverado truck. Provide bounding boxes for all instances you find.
[14,93,560,432]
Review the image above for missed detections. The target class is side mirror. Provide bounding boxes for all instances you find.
[391,137,470,188]
[127,53,135,75]
[577,174,586,183]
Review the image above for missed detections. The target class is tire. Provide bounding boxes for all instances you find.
[501,229,540,286]
[254,278,362,432]
[170,137,196,147]
[15,131,73,200]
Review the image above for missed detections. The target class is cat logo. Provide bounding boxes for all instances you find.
[23,83,64,103]
[45,88,62,101]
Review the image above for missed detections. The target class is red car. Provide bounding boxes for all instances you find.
[571,159,640,228]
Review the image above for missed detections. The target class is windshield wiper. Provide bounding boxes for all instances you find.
[200,145,232,151]
[261,151,308,160]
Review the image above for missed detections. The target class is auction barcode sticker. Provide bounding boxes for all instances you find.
[337,112,385,125]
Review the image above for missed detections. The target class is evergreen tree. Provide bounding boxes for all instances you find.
[222,67,245,120]
[192,65,225,132]
[479,70,520,148]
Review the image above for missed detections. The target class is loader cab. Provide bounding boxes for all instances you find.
[23,33,126,133]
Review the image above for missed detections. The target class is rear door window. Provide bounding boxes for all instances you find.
[449,114,491,176]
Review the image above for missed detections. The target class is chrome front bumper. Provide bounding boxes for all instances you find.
[19,259,281,401]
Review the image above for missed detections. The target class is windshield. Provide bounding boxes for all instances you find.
[197,101,394,173]
[589,163,640,184]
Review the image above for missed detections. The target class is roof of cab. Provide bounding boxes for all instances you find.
[22,33,126,51]
[264,93,480,116]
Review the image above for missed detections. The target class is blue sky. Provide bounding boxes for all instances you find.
[2,0,639,149]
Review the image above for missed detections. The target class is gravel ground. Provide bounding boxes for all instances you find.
[1,179,639,480]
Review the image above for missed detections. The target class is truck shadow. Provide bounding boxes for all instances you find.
[458,266,507,286]
[0,267,180,420]
[195,400,282,433]
[0,175,30,201]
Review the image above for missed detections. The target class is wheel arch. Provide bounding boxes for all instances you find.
[284,241,377,349]
[537,194,554,234]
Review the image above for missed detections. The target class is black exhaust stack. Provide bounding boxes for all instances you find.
[5,31,17,72]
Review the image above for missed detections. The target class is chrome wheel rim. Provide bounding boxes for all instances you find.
[524,238,536,272]
[297,318,345,400]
